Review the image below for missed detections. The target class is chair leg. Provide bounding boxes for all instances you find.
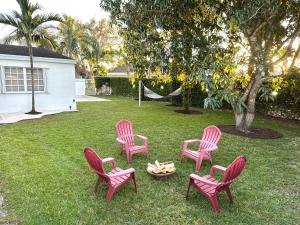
[185,178,193,200]
[146,151,150,159]
[126,152,132,164]
[209,195,220,213]
[94,177,101,193]
[106,186,115,202]
[132,174,137,193]
[225,187,233,203]
[195,158,203,172]
[209,153,212,165]
[180,152,184,162]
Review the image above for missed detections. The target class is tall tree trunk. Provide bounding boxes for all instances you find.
[235,77,262,133]
[235,111,246,131]
[182,85,191,112]
[27,41,38,114]
[234,33,266,133]
[170,75,178,106]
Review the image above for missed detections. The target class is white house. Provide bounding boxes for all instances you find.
[0,44,77,113]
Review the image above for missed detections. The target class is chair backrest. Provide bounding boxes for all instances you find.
[84,147,106,176]
[116,120,135,146]
[219,156,247,188]
[200,125,222,149]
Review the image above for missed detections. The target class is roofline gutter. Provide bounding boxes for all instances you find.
[0,54,76,65]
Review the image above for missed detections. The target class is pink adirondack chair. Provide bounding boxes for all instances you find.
[83,147,137,202]
[180,125,221,171]
[115,120,149,164]
[186,156,247,213]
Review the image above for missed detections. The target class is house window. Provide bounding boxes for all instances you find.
[3,66,45,93]
[4,67,25,92]
[26,68,45,92]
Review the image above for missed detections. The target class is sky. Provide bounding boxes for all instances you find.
[0,0,110,39]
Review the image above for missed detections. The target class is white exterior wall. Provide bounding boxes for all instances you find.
[0,55,77,113]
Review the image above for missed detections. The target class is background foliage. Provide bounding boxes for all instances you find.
[95,76,300,119]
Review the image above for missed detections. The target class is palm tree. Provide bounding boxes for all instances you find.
[79,19,119,77]
[56,15,82,58]
[0,0,61,114]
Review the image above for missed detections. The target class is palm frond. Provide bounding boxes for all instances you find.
[38,13,63,24]
[16,0,42,16]
[0,13,19,28]
[11,10,23,21]
[2,31,17,44]
[3,31,16,44]
[30,2,43,13]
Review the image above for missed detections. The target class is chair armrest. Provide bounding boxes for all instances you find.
[210,165,227,176]
[135,134,147,141]
[184,139,200,144]
[135,134,148,146]
[102,157,116,167]
[116,138,126,145]
[182,139,200,150]
[190,174,218,186]
[108,168,135,178]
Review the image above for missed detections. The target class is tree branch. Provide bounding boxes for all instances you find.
[272,22,299,56]
[248,14,276,38]
[273,24,300,64]
[240,78,254,102]
[290,44,300,69]
[242,4,265,24]
[262,66,285,81]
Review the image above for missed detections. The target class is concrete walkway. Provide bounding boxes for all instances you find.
[0,96,110,124]
[0,110,77,124]
[76,95,111,102]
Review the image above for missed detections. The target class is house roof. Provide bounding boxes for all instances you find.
[0,44,72,60]
[108,65,133,73]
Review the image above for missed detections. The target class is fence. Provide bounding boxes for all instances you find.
[85,79,96,95]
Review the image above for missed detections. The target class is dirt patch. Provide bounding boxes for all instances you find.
[174,110,203,115]
[217,125,283,139]
[0,193,8,224]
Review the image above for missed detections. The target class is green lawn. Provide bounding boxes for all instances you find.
[0,96,299,225]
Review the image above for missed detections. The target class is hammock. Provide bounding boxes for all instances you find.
[143,83,182,99]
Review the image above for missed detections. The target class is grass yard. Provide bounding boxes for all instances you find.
[0,96,299,225]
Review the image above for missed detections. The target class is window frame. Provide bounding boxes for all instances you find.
[1,66,46,94]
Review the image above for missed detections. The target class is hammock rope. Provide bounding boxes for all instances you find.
[143,82,182,99]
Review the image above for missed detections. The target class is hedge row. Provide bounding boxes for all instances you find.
[94,76,300,119]
[256,94,300,120]
[94,76,207,106]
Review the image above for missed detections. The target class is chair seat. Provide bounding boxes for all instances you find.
[108,167,131,187]
[184,149,211,159]
[184,149,201,159]
[128,145,147,153]
[193,175,218,195]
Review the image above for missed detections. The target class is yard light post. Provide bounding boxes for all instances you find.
[139,80,141,107]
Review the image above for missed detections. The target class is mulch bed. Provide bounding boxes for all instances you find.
[174,110,203,115]
[165,103,180,107]
[217,125,283,139]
